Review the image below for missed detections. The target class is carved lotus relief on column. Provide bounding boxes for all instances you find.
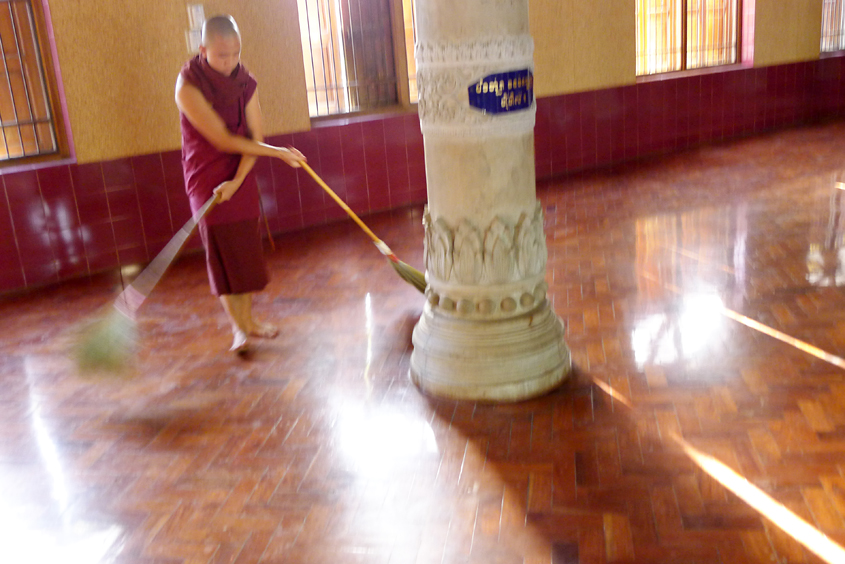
[484,218,515,283]
[515,203,546,278]
[424,201,546,286]
[453,220,483,283]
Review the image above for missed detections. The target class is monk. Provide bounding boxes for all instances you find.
[175,14,305,353]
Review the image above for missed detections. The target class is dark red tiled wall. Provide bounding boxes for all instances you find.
[534,59,845,178]
[3,58,845,295]
[0,113,427,293]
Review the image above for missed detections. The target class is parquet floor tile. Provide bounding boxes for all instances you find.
[11,123,845,562]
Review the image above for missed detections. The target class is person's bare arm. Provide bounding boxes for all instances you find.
[210,89,308,202]
[212,91,262,202]
[175,75,303,167]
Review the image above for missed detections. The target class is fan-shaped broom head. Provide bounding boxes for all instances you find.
[72,306,138,375]
[388,257,427,293]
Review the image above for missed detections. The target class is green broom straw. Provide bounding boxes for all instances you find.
[73,192,220,373]
[301,162,426,294]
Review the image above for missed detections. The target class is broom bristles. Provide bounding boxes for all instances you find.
[72,306,138,374]
[389,259,427,293]
[71,193,218,376]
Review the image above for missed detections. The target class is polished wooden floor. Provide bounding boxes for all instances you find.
[7,123,845,563]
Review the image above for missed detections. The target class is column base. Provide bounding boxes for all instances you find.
[410,300,571,402]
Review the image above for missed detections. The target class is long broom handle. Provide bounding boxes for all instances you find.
[300,162,395,256]
[115,192,220,317]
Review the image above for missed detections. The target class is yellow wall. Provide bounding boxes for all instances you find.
[47,0,310,163]
[45,0,831,162]
[753,0,823,67]
[529,0,636,97]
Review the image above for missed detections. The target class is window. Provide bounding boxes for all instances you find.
[636,0,740,76]
[822,0,845,52]
[296,0,417,117]
[0,0,60,161]
[402,0,417,103]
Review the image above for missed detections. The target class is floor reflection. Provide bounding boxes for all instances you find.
[631,293,726,368]
[806,176,845,286]
[0,357,125,564]
[632,204,740,367]
[334,403,439,479]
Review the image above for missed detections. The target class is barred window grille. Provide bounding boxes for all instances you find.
[297,0,400,117]
[822,0,845,52]
[636,0,739,76]
[0,0,57,161]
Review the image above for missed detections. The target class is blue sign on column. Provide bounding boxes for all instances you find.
[468,69,534,115]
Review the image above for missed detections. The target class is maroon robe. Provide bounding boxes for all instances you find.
[179,55,259,226]
[179,55,268,295]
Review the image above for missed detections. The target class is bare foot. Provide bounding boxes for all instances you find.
[249,322,279,339]
[230,329,250,353]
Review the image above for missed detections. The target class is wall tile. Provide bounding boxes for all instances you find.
[0,263,24,293]
[301,209,327,227]
[383,116,405,152]
[167,192,193,227]
[5,170,40,204]
[272,159,302,217]
[404,114,424,159]
[0,184,22,279]
[21,260,58,287]
[387,159,410,197]
[43,193,80,232]
[298,167,327,213]
[325,206,348,223]
[86,250,119,274]
[146,238,171,259]
[38,165,73,201]
[365,158,390,211]
[117,245,148,266]
[134,178,171,246]
[291,130,321,169]
[409,187,428,205]
[7,208,50,262]
[390,188,412,208]
[161,150,186,196]
[111,214,147,253]
[562,93,581,170]
[580,91,598,169]
[277,213,304,234]
[107,188,142,220]
[101,158,135,189]
[316,125,343,162]
[52,226,88,279]
[70,162,105,195]
[131,154,164,188]
[80,221,117,259]
[341,124,369,214]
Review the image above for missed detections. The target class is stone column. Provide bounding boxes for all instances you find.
[410,0,571,401]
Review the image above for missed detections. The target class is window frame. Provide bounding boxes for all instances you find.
[297,0,418,122]
[0,0,72,169]
[821,0,845,55]
[636,0,744,79]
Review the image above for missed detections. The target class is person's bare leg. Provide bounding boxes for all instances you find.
[219,293,250,352]
[220,293,278,351]
[242,293,278,338]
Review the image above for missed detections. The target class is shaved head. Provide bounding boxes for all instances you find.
[199,15,242,76]
[202,15,240,46]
